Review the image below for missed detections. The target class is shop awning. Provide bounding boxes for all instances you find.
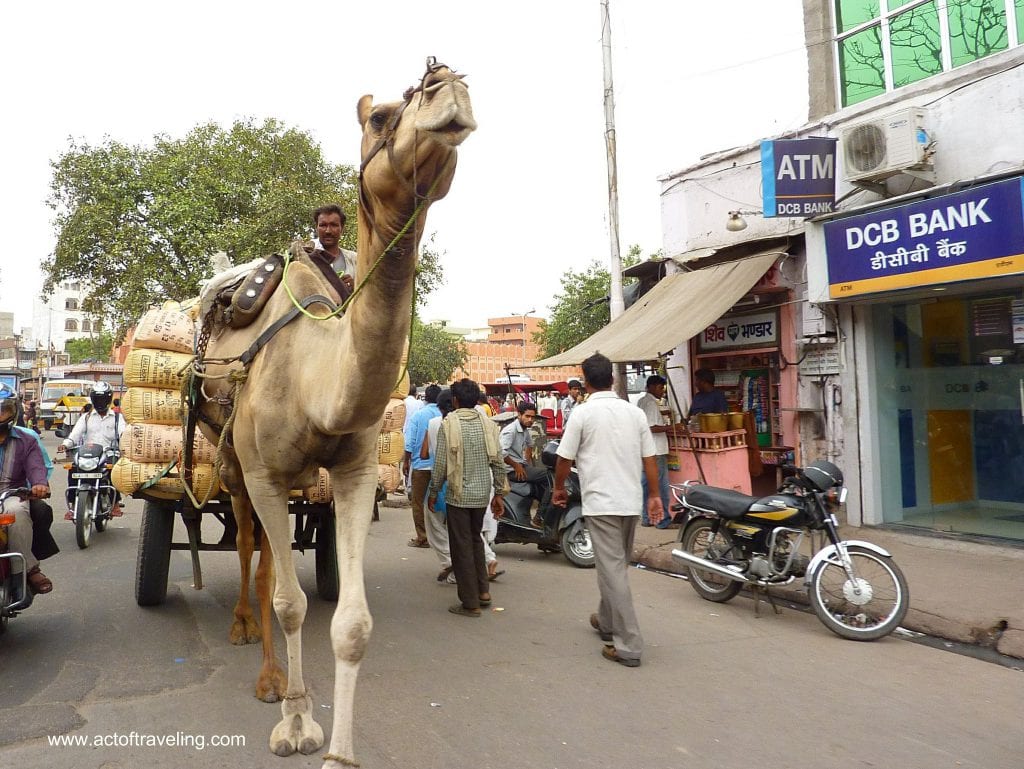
[529,250,782,367]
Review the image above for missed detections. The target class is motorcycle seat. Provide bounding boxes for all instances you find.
[684,485,759,519]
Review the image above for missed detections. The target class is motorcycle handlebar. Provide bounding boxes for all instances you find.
[0,487,31,504]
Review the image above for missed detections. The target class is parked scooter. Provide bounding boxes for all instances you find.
[64,443,120,549]
[0,487,33,633]
[494,440,594,568]
[671,460,910,641]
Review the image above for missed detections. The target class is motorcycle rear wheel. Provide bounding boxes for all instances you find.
[75,490,94,549]
[560,522,595,568]
[809,546,909,641]
[680,518,742,603]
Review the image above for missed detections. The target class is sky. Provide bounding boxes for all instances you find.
[0,0,808,338]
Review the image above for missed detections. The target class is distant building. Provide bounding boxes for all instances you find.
[31,280,97,353]
[431,315,579,384]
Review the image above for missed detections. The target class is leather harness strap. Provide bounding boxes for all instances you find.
[239,294,337,367]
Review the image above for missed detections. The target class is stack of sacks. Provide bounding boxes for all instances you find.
[111,304,222,501]
[302,366,409,503]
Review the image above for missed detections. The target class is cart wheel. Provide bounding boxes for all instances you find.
[136,500,174,606]
[315,504,339,601]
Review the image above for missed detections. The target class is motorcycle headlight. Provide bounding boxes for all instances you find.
[78,455,101,472]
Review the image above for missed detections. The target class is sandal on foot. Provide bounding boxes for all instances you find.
[487,569,505,582]
[590,613,613,643]
[602,645,640,667]
[407,538,430,548]
[448,603,481,617]
[27,567,52,595]
[479,593,492,607]
[436,566,454,583]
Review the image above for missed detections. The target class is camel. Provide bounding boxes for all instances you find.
[194,60,476,766]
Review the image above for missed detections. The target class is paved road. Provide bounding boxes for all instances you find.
[1,432,1022,768]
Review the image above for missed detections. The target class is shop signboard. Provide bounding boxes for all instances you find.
[699,310,779,352]
[761,138,837,217]
[824,177,1024,298]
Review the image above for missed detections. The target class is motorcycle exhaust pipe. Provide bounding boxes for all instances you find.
[671,548,750,584]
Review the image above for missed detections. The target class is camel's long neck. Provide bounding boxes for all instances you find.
[347,195,424,397]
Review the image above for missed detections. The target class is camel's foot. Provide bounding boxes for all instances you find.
[229,614,261,645]
[255,664,286,703]
[269,695,323,756]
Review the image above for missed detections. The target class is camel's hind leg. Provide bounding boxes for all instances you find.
[245,484,324,757]
[322,463,377,768]
[230,493,286,703]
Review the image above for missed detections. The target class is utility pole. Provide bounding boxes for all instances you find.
[601,0,627,398]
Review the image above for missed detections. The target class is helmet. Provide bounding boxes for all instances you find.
[90,381,114,412]
[801,460,843,492]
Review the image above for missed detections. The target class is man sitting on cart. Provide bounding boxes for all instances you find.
[499,401,549,527]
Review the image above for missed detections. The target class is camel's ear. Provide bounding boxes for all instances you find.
[357,95,373,127]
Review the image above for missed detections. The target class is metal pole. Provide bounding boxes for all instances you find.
[601,0,627,398]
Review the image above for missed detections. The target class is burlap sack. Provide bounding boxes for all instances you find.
[121,387,184,426]
[123,348,194,389]
[377,430,404,465]
[381,399,406,432]
[304,467,332,503]
[112,459,220,500]
[378,463,401,493]
[132,307,195,354]
[120,423,217,464]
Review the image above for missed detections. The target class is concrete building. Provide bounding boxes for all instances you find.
[31,279,97,353]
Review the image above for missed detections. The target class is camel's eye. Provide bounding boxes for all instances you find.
[370,110,388,130]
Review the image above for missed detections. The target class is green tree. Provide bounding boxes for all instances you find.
[44,118,358,337]
[65,331,115,364]
[536,246,645,357]
[408,318,468,385]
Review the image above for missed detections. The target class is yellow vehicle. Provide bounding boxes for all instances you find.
[38,379,97,432]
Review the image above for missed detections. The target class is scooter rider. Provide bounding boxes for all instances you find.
[499,401,549,528]
[58,382,126,514]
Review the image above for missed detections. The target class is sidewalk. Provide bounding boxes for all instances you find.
[632,519,1024,659]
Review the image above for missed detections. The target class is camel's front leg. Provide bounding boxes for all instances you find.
[247,484,324,757]
[322,462,377,769]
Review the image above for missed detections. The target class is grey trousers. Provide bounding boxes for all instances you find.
[4,498,38,574]
[587,514,643,660]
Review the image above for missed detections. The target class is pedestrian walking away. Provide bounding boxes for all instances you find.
[553,354,662,667]
[428,378,508,617]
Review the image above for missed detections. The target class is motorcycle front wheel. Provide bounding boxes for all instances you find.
[75,489,94,549]
[560,522,595,568]
[679,518,742,603]
[809,545,909,641]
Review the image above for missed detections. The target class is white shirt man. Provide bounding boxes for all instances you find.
[636,375,672,528]
[62,407,125,451]
[553,354,661,668]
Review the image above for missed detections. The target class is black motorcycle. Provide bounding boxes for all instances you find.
[494,440,594,568]
[65,443,120,549]
[0,487,33,633]
[671,460,910,641]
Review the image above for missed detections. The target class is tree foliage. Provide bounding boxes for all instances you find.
[536,246,644,357]
[65,331,115,364]
[408,318,468,386]
[44,118,358,337]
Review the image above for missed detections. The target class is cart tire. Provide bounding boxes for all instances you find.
[136,500,174,606]
[315,504,339,601]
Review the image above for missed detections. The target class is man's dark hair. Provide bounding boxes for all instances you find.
[646,374,667,388]
[408,383,418,397]
[568,379,582,389]
[436,389,454,417]
[451,378,481,410]
[581,353,613,390]
[424,384,442,404]
[477,394,489,405]
[516,400,537,415]
[695,368,716,386]
[313,204,346,229]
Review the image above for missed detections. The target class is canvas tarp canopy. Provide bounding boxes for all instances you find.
[530,250,781,367]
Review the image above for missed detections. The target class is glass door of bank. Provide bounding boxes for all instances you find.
[872,292,1024,541]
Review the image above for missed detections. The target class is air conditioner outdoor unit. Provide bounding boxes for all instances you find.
[840,107,933,184]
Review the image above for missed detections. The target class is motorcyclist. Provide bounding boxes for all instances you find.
[0,396,53,595]
[57,382,126,515]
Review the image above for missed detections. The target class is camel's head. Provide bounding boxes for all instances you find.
[357,59,476,211]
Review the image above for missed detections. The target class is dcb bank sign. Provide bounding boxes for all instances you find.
[761,138,837,218]
[823,177,1024,298]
